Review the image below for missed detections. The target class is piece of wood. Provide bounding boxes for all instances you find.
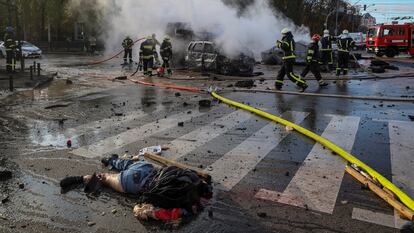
[143,152,211,183]
[345,165,414,221]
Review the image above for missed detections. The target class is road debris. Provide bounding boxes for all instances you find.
[235,80,255,88]
[114,76,127,80]
[87,221,96,226]
[44,103,71,109]
[0,169,12,181]
[199,99,211,108]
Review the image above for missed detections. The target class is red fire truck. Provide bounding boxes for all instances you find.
[366,23,414,57]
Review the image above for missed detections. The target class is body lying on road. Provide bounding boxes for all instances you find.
[59,154,213,223]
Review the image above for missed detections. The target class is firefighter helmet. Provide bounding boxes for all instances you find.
[312,34,321,42]
[342,29,349,34]
[164,36,170,41]
[323,29,329,35]
[281,28,291,35]
[146,35,153,40]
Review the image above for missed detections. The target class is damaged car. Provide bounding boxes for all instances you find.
[185,40,255,76]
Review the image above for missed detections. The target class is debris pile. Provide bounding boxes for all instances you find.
[235,80,255,88]
[369,60,399,73]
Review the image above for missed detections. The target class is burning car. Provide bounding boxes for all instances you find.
[185,40,255,76]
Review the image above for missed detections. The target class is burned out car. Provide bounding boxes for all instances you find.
[185,41,255,76]
[261,41,308,65]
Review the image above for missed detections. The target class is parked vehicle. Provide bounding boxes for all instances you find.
[261,41,308,65]
[349,32,365,50]
[0,40,42,58]
[366,23,414,57]
[185,40,255,76]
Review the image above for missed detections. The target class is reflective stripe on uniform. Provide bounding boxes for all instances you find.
[283,55,296,60]
[338,49,349,53]
[275,80,284,84]
[289,72,305,84]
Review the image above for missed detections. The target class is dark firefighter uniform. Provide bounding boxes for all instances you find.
[336,35,355,76]
[300,38,328,86]
[4,30,16,73]
[160,38,172,75]
[275,31,308,91]
[122,37,134,64]
[139,38,158,76]
[320,35,335,69]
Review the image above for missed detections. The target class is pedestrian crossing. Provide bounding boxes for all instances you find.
[65,107,414,229]
[262,115,360,214]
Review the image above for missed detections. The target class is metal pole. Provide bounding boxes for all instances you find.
[33,61,36,73]
[9,75,13,91]
[37,63,40,76]
[30,66,33,80]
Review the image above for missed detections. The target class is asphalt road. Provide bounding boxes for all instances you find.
[0,54,413,233]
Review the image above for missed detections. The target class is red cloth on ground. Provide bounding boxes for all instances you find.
[154,208,182,220]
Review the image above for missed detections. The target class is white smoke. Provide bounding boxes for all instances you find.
[76,0,310,59]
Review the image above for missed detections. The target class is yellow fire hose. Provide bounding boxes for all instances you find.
[210,90,414,214]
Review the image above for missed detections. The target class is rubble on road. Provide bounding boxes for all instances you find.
[235,80,255,88]
[370,60,399,73]
[199,99,211,108]
[0,168,12,181]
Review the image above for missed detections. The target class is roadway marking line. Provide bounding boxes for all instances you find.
[390,121,414,228]
[351,207,396,228]
[273,115,360,214]
[65,105,165,138]
[164,110,253,160]
[71,110,204,158]
[351,121,414,228]
[209,111,309,191]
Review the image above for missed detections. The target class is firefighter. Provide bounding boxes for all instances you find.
[4,27,16,73]
[122,36,134,65]
[160,36,173,76]
[275,28,308,92]
[139,36,158,76]
[336,29,355,76]
[151,33,161,48]
[320,29,335,71]
[301,34,328,87]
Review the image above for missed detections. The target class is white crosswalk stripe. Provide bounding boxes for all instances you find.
[209,111,309,191]
[65,105,165,138]
[256,115,360,214]
[352,120,414,229]
[164,110,253,160]
[71,110,203,158]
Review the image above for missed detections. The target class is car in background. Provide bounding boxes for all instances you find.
[261,41,308,65]
[349,32,365,50]
[0,40,42,58]
[185,41,255,76]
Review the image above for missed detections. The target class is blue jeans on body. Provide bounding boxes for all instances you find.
[109,158,155,195]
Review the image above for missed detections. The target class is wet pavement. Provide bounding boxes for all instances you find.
[0,54,413,232]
